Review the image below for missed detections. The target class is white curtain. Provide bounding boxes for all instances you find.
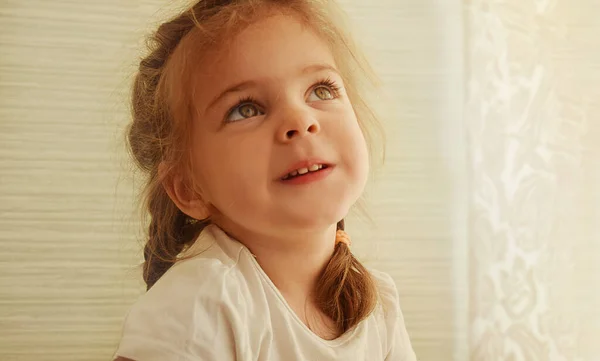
[0,1,597,360]
[465,1,600,359]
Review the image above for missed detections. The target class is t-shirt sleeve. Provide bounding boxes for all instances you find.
[114,261,242,361]
[371,270,418,361]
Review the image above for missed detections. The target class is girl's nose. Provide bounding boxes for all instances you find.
[276,106,321,143]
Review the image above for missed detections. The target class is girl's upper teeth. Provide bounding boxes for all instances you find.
[283,164,324,179]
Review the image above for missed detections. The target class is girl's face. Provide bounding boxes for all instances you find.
[189,13,369,237]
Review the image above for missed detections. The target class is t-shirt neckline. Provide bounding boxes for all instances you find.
[211,225,361,348]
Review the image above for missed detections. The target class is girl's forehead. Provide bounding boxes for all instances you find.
[196,14,335,79]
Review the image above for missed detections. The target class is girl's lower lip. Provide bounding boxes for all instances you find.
[280,166,333,185]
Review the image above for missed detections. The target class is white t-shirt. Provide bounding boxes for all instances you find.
[115,224,417,361]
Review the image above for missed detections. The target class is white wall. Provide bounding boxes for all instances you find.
[340,1,466,360]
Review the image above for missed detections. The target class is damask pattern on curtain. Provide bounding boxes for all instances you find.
[465,1,600,360]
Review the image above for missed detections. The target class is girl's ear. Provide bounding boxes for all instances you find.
[158,161,211,220]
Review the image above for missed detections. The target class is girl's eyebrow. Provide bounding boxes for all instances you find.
[205,63,340,111]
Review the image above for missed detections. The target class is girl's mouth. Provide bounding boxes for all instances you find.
[281,164,329,181]
[280,164,333,185]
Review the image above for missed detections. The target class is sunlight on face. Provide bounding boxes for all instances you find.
[190,14,369,237]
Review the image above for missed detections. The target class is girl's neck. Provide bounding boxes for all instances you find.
[220,221,338,296]
[249,228,337,296]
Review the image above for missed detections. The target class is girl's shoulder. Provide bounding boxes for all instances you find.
[368,269,414,358]
[134,224,252,310]
[115,226,256,360]
[369,268,402,307]
[368,268,407,327]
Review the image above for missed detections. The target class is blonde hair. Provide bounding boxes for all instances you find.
[127,0,383,335]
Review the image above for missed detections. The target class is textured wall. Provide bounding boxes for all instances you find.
[466,1,600,360]
[0,1,155,359]
[340,1,465,360]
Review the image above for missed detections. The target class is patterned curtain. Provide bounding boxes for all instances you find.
[466,1,600,359]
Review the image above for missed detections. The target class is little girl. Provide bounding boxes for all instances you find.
[114,0,417,360]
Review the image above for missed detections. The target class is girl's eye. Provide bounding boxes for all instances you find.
[307,79,340,102]
[226,101,264,122]
[311,86,334,101]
